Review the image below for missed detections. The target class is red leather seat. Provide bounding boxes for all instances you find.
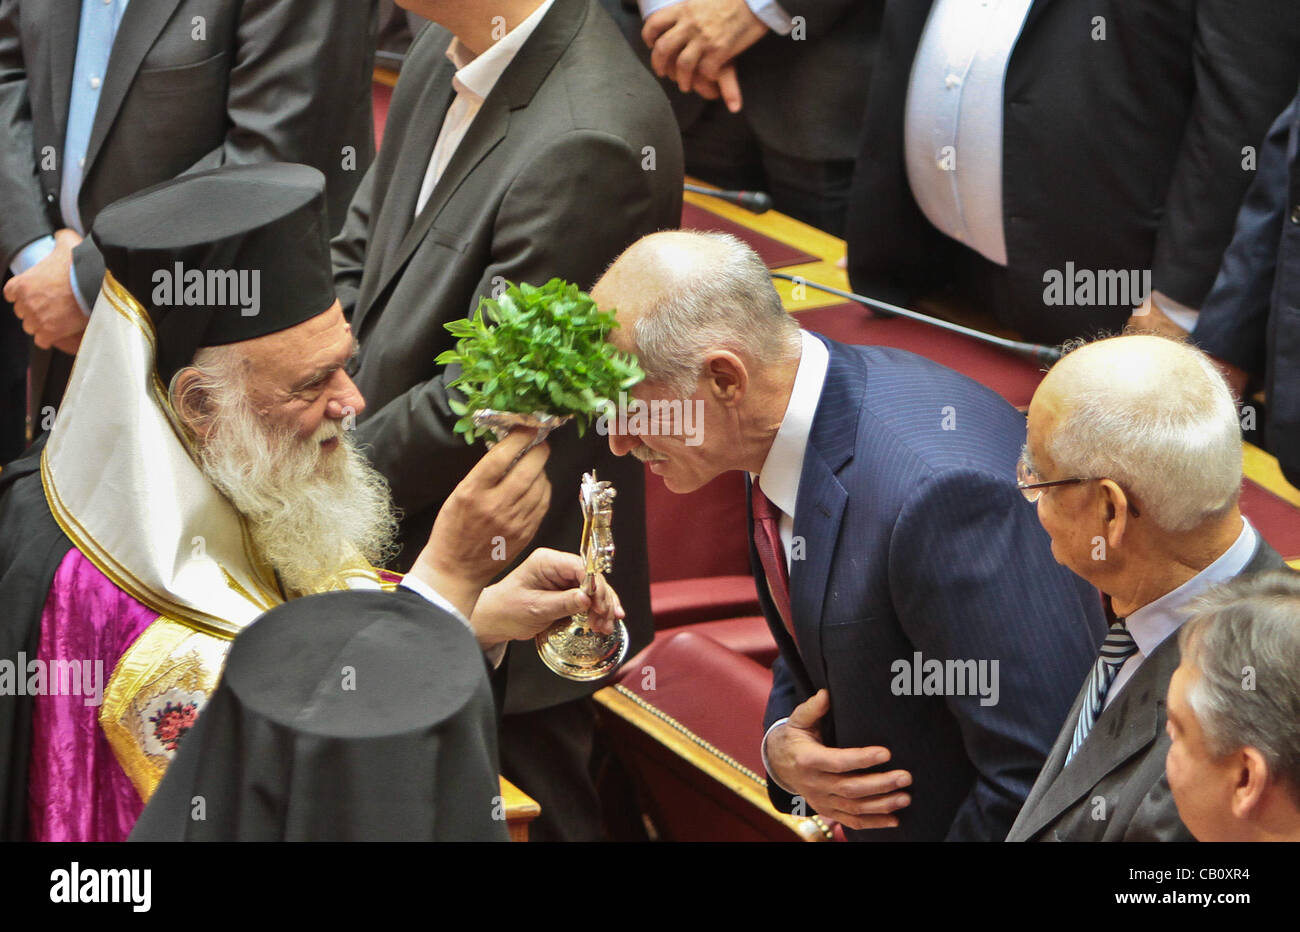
[649,575,761,629]
[595,630,834,841]
[627,615,777,671]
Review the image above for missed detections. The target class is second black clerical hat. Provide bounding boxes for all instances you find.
[91,162,336,384]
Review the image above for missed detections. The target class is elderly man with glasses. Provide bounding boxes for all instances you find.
[1007,334,1288,842]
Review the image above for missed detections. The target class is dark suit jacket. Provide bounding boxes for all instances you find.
[1194,84,1300,489]
[846,0,1300,346]
[1006,538,1290,842]
[0,0,377,414]
[333,0,683,714]
[601,0,883,163]
[758,335,1107,841]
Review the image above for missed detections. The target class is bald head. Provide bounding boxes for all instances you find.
[1033,335,1242,532]
[593,230,799,395]
[593,230,737,328]
[1040,334,1220,411]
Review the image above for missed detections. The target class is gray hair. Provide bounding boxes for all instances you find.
[1046,337,1242,532]
[1179,571,1300,806]
[167,345,247,435]
[632,232,801,396]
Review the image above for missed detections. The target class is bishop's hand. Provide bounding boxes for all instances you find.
[409,429,552,619]
[469,548,623,651]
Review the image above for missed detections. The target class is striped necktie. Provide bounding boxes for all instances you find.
[1065,621,1139,766]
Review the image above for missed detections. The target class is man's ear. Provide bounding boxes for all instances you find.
[1097,478,1131,551]
[703,350,747,407]
[1231,747,1272,821]
[171,368,216,442]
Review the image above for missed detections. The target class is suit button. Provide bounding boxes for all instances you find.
[1291,205,1300,224]
[45,192,55,203]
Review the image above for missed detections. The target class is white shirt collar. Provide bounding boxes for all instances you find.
[446,0,554,101]
[754,331,830,518]
[1124,516,1259,657]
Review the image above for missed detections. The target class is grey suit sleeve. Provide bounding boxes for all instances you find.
[1122,771,1196,843]
[355,129,666,520]
[0,0,53,267]
[177,0,375,184]
[888,468,1102,842]
[1150,0,1300,308]
[71,0,375,306]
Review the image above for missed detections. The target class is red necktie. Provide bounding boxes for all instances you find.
[752,484,796,643]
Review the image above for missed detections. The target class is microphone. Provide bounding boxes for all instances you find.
[769,273,1063,367]
[684,184,773,214]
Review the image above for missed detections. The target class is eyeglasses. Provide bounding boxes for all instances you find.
[1016,457,1141,517]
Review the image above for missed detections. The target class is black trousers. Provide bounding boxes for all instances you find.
[497,697,606,842]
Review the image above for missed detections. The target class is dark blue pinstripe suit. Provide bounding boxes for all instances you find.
[756,334,1106,841]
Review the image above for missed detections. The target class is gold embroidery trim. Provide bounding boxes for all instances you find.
[99,616,229,802]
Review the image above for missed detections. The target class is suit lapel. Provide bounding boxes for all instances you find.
[371,96,507,307]
[352,67,457,336]
[1008,677,1088,839]
[355,0,588,332]
[83,0,184,179]
[45,1,82,154]
[788,448,845,683]
[1013,635,1177,840]
[789,336,862,684]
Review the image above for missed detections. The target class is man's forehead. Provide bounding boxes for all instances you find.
[1166,664,1192,716]
[235,303,350,377]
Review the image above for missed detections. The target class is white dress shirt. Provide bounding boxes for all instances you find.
[754,330,829,785]
[903,0,1034,267]
[1105,517,1258,708]
[753,329,830,565]
[414,0,554,217]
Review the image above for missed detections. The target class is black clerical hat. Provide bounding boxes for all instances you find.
[128,589,508,841]
[91,163,336,384]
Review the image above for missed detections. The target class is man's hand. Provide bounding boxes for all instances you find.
[4,229,88,351]
[1125,295,1190,340]
[766,689,913,830]
[643,0,766,106]
[469,548,624,651]
[685,64,744,113]
[410,429,552,617]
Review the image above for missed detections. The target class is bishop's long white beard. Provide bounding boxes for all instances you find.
[196,394,399,597]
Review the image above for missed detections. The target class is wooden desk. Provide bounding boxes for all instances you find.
[501,776,541,842]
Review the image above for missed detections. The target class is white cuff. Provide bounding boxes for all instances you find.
[638,0,686,17]
[9,235,56,277]
[761,716,797,794]
[1149,290,1198,332]
[745,0,793,34]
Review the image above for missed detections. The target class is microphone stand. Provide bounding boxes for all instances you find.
[683,184,773,214]
[770,272,1062,367]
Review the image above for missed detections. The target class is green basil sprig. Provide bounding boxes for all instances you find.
[434,278,645,443]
